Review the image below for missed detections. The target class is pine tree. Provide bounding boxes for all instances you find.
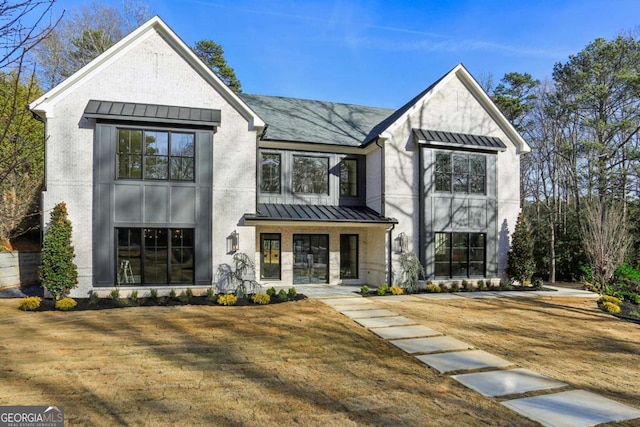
[39,202,78,299]
[507,212,535,283]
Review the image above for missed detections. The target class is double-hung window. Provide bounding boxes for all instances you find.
[117,129,195,181]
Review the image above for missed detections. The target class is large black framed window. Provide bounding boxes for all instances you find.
[434,232,485,278]
[116,227,194,285]
[260,233,281,280]
[293,156,329,194]
[117,129,195,181]
[261,153,281,194]
[435,152,485,194]
[340,159,358,197]
[340,234,358,279]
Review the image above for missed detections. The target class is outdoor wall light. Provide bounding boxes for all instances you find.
[394,232,408,254]
[226,230,239,254]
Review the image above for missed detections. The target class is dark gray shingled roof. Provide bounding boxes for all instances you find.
[413,129,507,151]
[243,203,397,224]
[84,100,221,126]
[239,93,394,147]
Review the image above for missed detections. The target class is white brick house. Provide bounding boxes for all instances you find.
[29,16,529,297]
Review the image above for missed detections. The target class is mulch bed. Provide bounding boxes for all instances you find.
[32,294,308,311]
[613,301,640,324]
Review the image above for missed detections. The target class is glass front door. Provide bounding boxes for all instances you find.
[293,234,329,284]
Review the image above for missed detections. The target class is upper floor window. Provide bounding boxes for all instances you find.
[340,159,358,197]
[293,156,329,194]
[261,153,281,193]
[117,129,195,181]
[435,152,485,194]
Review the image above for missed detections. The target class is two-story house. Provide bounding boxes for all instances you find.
[29,16,529,297]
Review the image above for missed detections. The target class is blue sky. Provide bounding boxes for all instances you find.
[50,0,640,108]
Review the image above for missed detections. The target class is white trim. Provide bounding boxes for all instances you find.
[380,64,530,154]
[28,16,264,130]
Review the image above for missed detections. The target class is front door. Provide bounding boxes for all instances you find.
[293,234,329,284]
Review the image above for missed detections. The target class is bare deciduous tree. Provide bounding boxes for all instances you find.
[581,201,630,284]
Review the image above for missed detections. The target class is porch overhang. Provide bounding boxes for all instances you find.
[242,203,397,226]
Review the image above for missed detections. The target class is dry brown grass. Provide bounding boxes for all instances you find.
[0,298,537,426]
[374,295,640,427]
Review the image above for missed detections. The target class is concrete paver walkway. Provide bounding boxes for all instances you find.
[303,285,640,427]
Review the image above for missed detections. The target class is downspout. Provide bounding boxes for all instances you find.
[387,222,395,285]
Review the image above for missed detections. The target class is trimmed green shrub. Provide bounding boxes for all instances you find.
[360,285,370,295]
[252,293,271,305]
[39,202,79,300]
[18,296,41,311]
[425,283,441,293]
[169,289,177,300]
[390,285,403,295]
[149,289,159,301]
[376,283,388,296]
[110,288,120,301]
[277,289,288,301]
[186,288,194,300]
[266,287,277,297]
[287,287,297,298]
[450,282,460,292]
[217,294,237,306]
[614,263,640,282]
[55,297,77,311]
[206,288,215,302]
[462,280,472,291]
[532,278,543,289]
[476,280,486,291]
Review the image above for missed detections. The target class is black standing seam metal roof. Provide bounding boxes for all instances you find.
[243,203,398,224]
[413,129,507,151]
[83,100,221,126]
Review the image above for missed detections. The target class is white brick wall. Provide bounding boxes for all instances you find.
[40,30,257,296]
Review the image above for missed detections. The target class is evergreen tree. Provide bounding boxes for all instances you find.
[39,203,78,300]
[507,212,535,283]
[192,39,242,93]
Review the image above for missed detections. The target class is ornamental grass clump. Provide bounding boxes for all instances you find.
[600,301,621,314]
[55,297,77,311]
[425,283,441,293]
[39,202,79,301]
[217,294,237,306]
[252,293,271,305]
[18,296,41,311]
[390,285,403,295]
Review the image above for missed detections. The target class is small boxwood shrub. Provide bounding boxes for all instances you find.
[476,280,486,291]
[390,285,403,295]
[450,282,460,292]
[360,285,370,295]
[600,301,621,314]
[55,297,77,311]
[462,280,471,291]
[277,289,288,301]
[252,293,271,305]
[18,296,41,311]
[169,289,177,300]
[266,287,277,297]
[376,284,388,296]
[288,287,297,298]
[217,294,237,306]
[425,283,441,293]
